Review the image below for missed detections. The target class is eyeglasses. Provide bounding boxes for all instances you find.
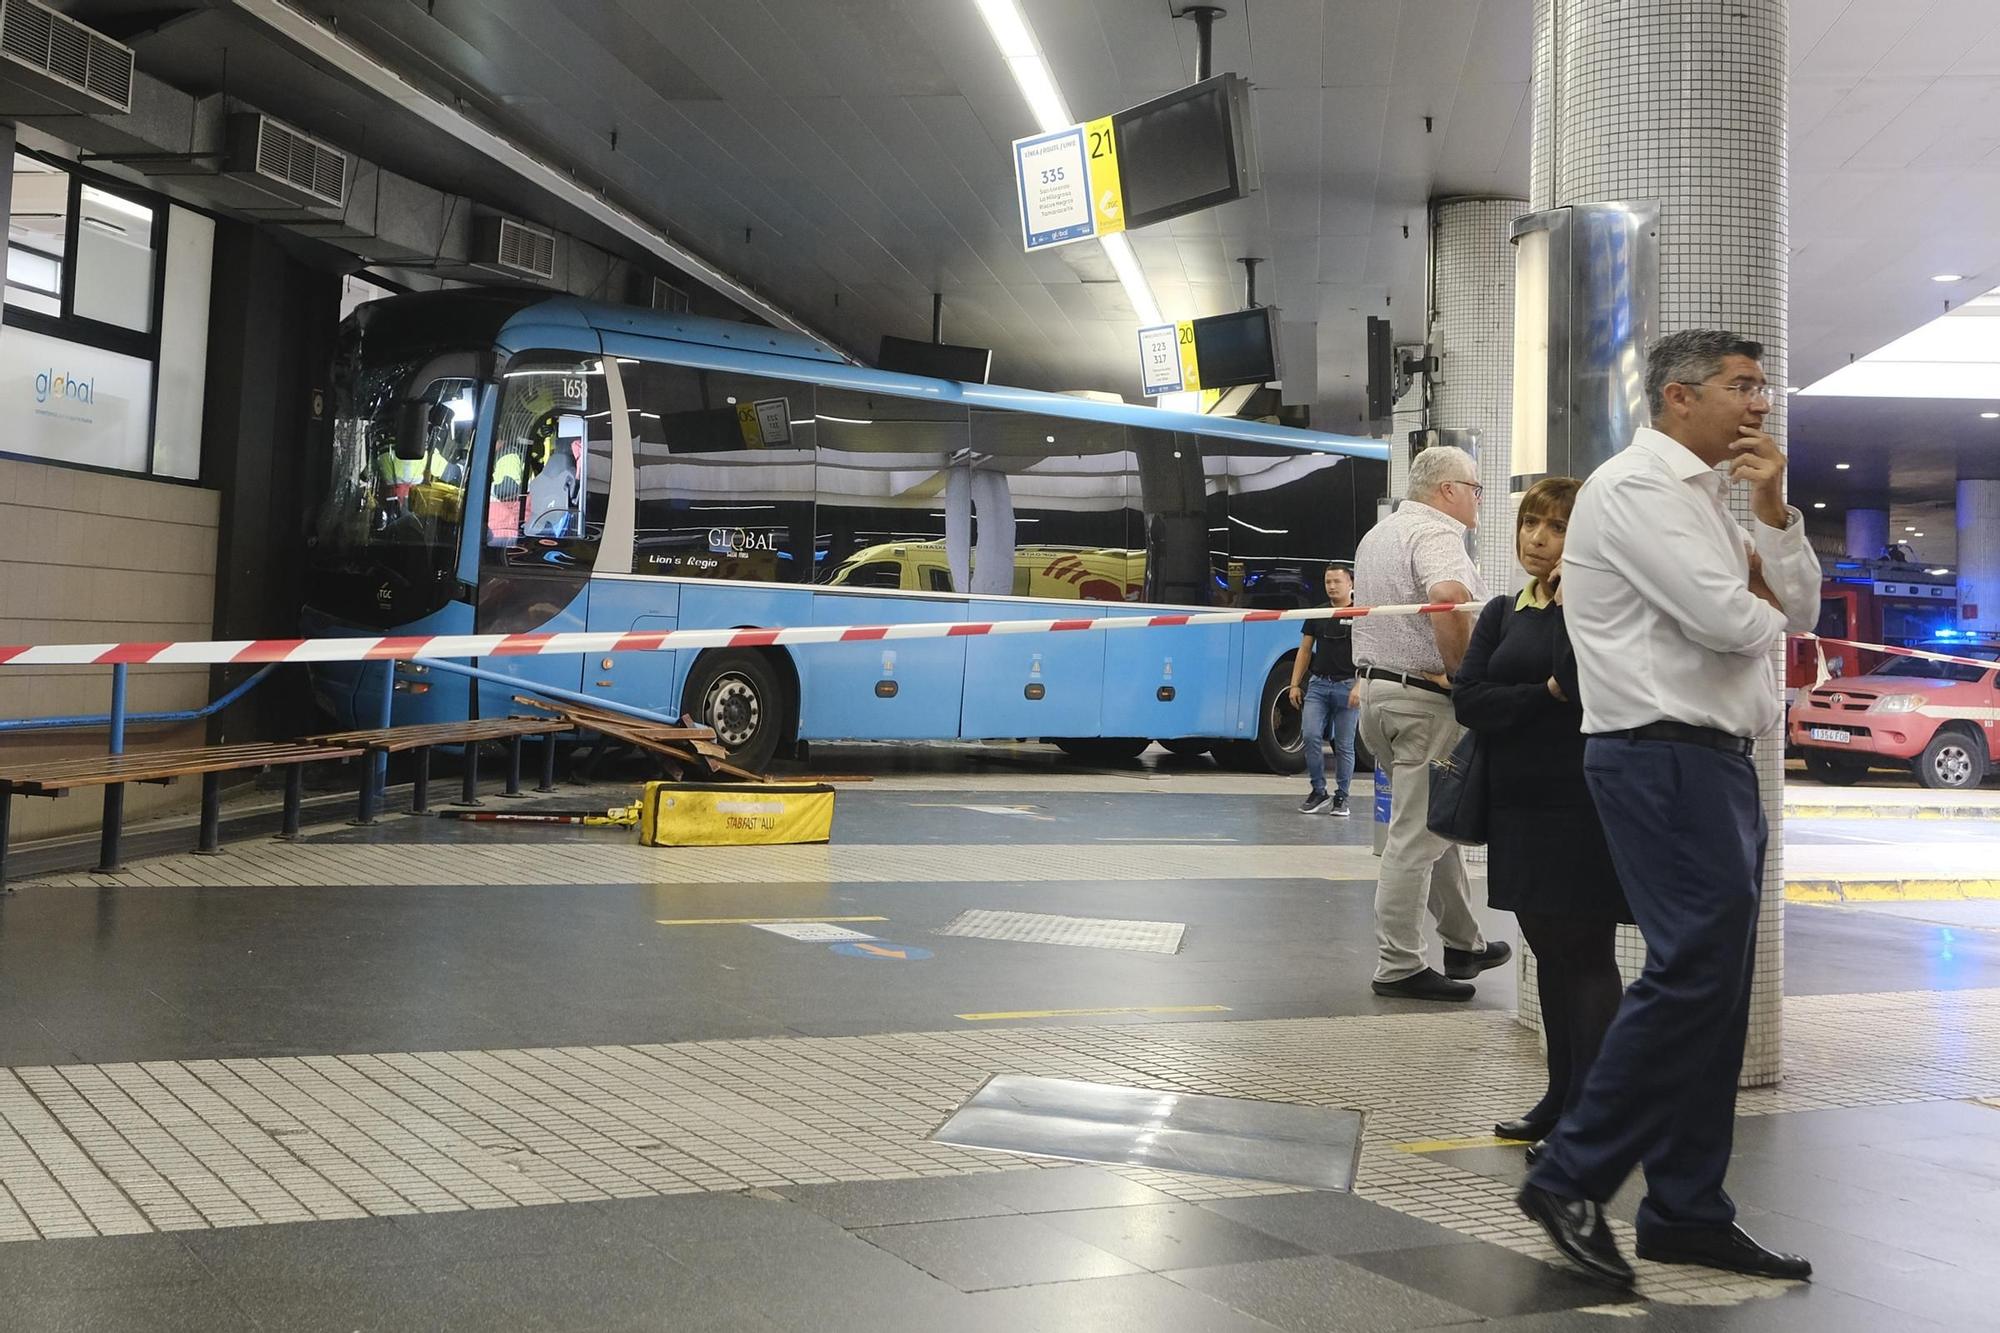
[1447,479,1484,501]
[1680,379,1778,405]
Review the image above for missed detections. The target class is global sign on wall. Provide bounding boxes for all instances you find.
[0,324,154,473]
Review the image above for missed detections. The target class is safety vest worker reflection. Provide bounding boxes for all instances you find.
[371,404,464,527]
[488,411,584,543]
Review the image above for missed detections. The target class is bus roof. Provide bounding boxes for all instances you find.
[498,294,1390,463]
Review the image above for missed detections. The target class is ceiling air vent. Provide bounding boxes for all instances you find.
[651,277,691,314]
[472,215,557,283]
[0,0,134,116]
[225,113,347,210]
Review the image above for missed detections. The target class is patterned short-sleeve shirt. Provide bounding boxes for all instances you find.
[1350,501,1488,674]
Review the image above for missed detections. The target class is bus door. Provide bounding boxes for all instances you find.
[472,351,613,713]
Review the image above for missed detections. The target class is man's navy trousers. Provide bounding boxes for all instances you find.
[1526,736,1767,1238]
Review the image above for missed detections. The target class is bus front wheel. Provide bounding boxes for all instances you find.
[684,650,788,772]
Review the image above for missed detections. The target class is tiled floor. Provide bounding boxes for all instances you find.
[0,748,1996,1330]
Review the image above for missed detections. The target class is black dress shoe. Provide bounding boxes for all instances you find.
[1444,940,1513,980]
[1495,1116,1558,1142]
[1517,1183,1634,1288]
[1371,967,1476,1001]
[1636,1224,1812,1280]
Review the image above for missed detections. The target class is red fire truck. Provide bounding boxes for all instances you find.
[1785,556,1959,695]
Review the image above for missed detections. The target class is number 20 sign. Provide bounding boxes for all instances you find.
[1013,117,1125,252]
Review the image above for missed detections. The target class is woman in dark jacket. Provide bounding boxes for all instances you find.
[1453,476,1632,1152]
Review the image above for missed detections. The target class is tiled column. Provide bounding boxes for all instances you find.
[1530,0,1790,1085]
[1958,480,2000,634]
[1432,197,1528,599]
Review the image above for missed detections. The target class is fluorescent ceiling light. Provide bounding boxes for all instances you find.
[1906,526,1917,532]
[1932,273,1964,282]
[1983,412,1999,419]
[1801,287,2000,398]
[1835,462,1851,469]
[1915,531,1926,537]
[1812,501,1826,509]
[1930,567,1951,575]
[972,0,1169,359]
[972,0,1037,58]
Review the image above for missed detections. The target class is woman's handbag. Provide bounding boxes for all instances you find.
[1426,728,1489,846]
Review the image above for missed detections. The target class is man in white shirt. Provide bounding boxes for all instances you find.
[1517,331,1820,1288]
[1351,445,1507,1001]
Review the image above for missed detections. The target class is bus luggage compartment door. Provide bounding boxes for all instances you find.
[798,593,966,740]
[1099,619,1234,739]
[959,602,1105,739]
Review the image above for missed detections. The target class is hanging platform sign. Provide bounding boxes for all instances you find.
[1015,117,1125,252]
[1136,320,1202,397]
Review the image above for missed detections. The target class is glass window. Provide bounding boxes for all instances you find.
[814,388,966,588]
[623,361,817,583]
[839,559,904,589]
[961,409,1139,603]
[484,354,610,566]
[7,153,67,317]
[71,184,156,332]
[1197,435,1385,608]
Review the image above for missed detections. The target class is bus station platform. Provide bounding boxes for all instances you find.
[0,747,1993,1332]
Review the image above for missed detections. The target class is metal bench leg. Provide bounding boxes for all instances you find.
[96,664,128,874]
[456,742,483,807]
[279,766,304,841]
[197,772,224,855]
[503,736,524,798]
[412,747,431,815]
[354,747,381,826]
[0,781,13,893]
[538,734,559,793]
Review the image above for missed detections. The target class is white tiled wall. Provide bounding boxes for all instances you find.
[1528,0,1790,1086]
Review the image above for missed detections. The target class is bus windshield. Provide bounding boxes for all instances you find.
[308,350,480,624]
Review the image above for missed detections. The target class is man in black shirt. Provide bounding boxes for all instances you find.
[1286,565,1359,815]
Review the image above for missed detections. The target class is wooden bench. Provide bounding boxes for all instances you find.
[307,717,575,821]
[511,698,761,783]
[0,742,362,889]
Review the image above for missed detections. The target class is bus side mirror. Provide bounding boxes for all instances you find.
[392,400,430,461]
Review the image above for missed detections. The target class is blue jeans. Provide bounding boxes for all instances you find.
[1301,675,1358,799]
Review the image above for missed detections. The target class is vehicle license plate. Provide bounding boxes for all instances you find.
[1810,727,1851,744]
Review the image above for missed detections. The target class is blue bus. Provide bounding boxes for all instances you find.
[302,291,1387,771]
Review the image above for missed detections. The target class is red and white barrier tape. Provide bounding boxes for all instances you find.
[1799,634,1999,678]
[0,602,1461,669]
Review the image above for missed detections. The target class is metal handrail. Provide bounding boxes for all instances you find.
[0,664,280,735]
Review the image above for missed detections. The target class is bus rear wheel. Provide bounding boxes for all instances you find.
[1054,737,1151,765]
[684,650,788,772]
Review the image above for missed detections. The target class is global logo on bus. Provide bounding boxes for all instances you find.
[34,369,95,405]
[710,527,777,553]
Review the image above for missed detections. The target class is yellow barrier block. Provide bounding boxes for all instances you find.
[638,782,835,847]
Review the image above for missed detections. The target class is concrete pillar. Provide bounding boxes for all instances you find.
[1526,0,1790,1086]
[1846,508,1889,561]
[1433,197,1528,598]
[1958,480,2000,635]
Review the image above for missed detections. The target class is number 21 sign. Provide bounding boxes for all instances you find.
[1013,117,1125,252]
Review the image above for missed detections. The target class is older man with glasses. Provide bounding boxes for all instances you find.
[1351,445,1508,1002]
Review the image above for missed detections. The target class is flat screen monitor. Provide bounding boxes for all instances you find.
[1191,306,1280,390]
[1112,74,1253,232]
[1365,316,1394,422]
[878,334,993,384]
